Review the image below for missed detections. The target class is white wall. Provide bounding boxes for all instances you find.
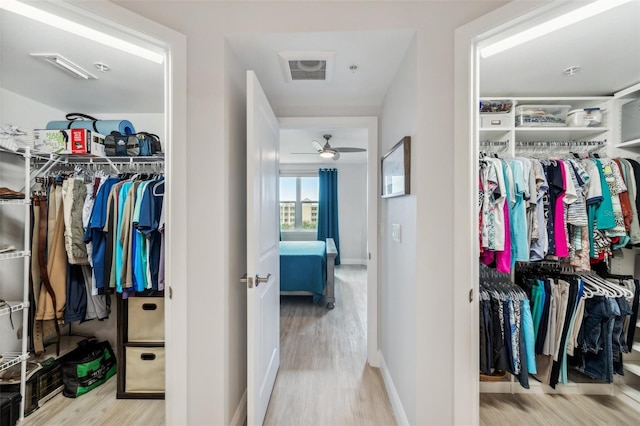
[279,162,368,264]
[224,41,249,423]
[95,113,165,142]
[380,35,418,424]
[113,1,507,424]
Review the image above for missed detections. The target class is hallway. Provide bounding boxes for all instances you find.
[264,265,395,425]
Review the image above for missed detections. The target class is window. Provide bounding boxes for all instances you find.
[280,176,319,230]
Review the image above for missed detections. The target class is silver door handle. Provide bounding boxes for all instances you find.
[255,273,271,286]
[240,273,255,288]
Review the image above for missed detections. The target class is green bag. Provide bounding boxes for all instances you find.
[62,340,116,398]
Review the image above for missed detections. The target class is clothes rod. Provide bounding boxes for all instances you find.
[514,140,606,147]
[479,140,509,146]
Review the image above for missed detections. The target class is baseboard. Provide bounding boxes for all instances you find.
[378,350,409,426]
[340,258,367,265]
[230,388,247,426]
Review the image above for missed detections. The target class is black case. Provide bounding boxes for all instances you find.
[0,392,21,426]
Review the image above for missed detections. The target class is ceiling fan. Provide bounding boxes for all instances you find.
[293,134,366,160]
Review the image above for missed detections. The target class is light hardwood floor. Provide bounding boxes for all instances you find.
[263,264,396,426]
[21,374,164,425]
[480,393,640,425]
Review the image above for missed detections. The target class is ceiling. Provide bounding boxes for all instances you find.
[480,1,640,97]
[227,30,416,109]
[1,2,639,163]
[0,9,164,114]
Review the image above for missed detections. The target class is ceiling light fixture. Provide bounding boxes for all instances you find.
[320,150,336,159]
[31,53,97,79]
[1,0,164,64]
[479,0,633,59]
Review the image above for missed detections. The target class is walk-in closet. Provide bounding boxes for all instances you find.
[475,0,640,420]
[0,4,168,423]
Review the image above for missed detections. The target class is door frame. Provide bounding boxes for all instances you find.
[453,1,608,424]
[24,1,188,423]
[278,116,379,365]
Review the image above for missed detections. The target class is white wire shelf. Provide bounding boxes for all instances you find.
[0,301,28,317]
[0,352,29,373]
[0,199,29,205]
[0,250,28,261]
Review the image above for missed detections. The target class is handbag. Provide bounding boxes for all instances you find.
[61,340,117,398]
[104,131,161,157]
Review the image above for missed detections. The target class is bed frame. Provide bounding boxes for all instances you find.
[280,238,338,309]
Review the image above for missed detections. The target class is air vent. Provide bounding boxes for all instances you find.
[279,51,335,83]
[288,60,326,81]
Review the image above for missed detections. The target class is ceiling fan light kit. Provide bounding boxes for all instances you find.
[292,133,366,160]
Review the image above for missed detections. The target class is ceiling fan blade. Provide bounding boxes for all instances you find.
[291,152,319,154]
[334,147,366,153]
[311,140,323,152]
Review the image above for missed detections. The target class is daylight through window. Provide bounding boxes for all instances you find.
[279,176,319,230]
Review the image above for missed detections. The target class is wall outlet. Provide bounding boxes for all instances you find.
[392,223,401,243]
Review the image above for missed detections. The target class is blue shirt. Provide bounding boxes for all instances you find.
[84,177,119,293]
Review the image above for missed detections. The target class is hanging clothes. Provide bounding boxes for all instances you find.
[480,155,639,274]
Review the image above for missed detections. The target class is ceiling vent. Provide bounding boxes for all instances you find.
[279,51,335,83]
[30,53,97,80]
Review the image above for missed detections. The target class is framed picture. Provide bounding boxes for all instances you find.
[381,136,410,198]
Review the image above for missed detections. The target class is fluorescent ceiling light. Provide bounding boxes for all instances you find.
[31,53,97,79]
[479,0,634,58]
[0,0,164,64]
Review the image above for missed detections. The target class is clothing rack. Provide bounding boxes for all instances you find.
[514,140,606,157]
[480,140,509,147]
[29,155,164,191]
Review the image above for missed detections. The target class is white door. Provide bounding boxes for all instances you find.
[246,70,280,426]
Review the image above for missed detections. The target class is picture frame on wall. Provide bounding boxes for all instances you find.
[381,136,410,198]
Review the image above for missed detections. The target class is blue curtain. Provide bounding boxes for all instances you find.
[317,168,340,264]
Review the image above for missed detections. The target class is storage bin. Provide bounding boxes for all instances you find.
[125,347,165,393]
[566,108,603,127]
[480,113,510,128]
[622,98,640,142]
[479,99,513,113]
[127,297,164,342]
[0,392,21,426]
[515,105,571,127]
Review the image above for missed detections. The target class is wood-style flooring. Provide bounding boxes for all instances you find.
[21,374,164,425]
[263,264,396,426]
[480,393,640,425]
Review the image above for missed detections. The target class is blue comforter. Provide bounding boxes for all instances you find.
[279,241,327,301]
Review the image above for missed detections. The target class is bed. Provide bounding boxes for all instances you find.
[279,238,338,309]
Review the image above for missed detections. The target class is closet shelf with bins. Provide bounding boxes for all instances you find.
[479,96,614,157]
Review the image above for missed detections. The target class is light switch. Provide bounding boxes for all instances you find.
[392,224,401,243]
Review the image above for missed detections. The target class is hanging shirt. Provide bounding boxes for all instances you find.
[480,159,505,251]
[530,160,549,261]
[507,159,529,261]
[133,181,152,292]
[620,159,640,244]
[138,179,165,290]
[84,176,119,294]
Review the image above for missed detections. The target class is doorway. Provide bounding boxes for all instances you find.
[454,1,640,424]
[279,116,379,364]
[0,2,187,423]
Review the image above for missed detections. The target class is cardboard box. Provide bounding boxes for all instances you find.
[33,129,67,154]
[33,129,105,156]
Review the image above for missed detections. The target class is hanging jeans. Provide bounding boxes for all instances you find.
[576,296,619,382]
